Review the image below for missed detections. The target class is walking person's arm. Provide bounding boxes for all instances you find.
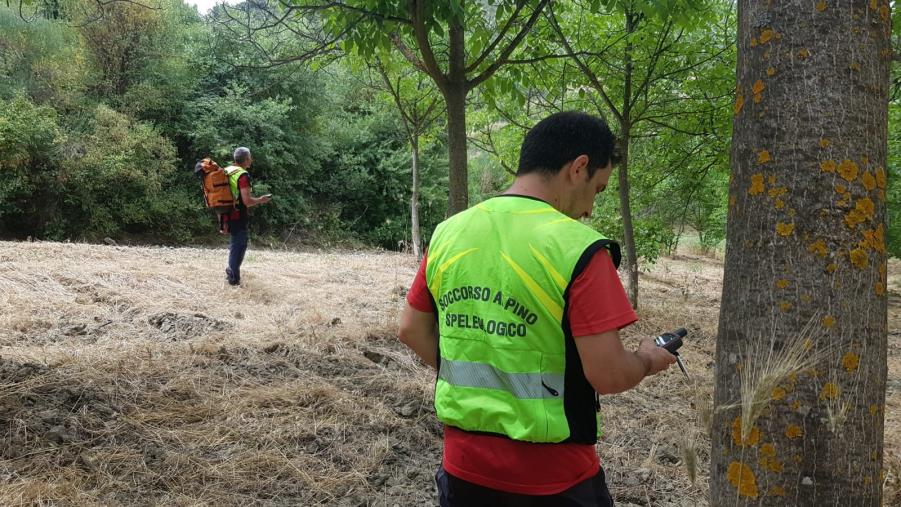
[240,185,271,207]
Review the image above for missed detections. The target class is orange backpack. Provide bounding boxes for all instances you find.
[196,158,235,214]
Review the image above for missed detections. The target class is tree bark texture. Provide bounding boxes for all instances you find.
[618,11,639,310]
[444,82,469,216]
[711,1,891,505]
[617,132,639,310]
[411,138,422,260]
[445,13,469,216]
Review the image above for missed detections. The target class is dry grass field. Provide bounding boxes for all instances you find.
[0,240,898,506]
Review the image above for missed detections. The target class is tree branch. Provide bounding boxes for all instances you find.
[411,0,448,89]
[467,0,551,90]
[466,0,527,73]
[546,5,622,123]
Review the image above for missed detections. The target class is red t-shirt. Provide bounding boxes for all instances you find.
[406,248,637,495]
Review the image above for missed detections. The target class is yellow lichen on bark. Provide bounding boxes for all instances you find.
[776,222,794,236]
[875,167,886,189]
[842,352,860,372]
[855,196,875,219]
[816,0,827,11]
[863,225,886,253]
[822,315,835,328]
[808,239,828,257]
[776,279,790,289]
[767,67,777,76]
[732,417,761,447]
[779,301,792,312]
[750,173,765,195]
[820,383,840,400]
[757,150,771,164]
[819,138,830,148]
[761,457,784,473]
[785,425,803,439]
[849,248,869,269]
[752,80,765,103]
[820,160,836,172]
[838,159,859,181]
[727,462,759,498]
[768,186,787,197]
[772,387,787,400]
[759,29,775,44]
[861,171,876,191]
[845,198,873,228]
[826,263,838,273]
[734,93,745,115]
[768,485,786,497]
[799,48,810,59]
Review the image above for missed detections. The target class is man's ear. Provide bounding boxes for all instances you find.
[566,154,590,182]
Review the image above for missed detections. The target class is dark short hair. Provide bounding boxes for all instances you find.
[516,111,620,178]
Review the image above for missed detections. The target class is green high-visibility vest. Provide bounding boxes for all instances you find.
[224,166,248,201]
[426,195,621,444]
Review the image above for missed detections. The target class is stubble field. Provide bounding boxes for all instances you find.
[0,240,897,506]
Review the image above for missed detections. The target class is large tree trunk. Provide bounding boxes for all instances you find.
[711,1,891,505]
[411,136,422,260]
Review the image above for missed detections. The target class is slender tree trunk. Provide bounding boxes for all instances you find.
[617,130,639,309]
[618,12,639,309]
[711,1,891,505]
[411,136,422,260]
[444,83,469,216]
[444,11,469,216]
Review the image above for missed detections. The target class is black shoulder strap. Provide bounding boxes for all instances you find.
[570,239,621,283]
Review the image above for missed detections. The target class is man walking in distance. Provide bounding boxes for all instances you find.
[398,112,676,506]
[223,147,271,286]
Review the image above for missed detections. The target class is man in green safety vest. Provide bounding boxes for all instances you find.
[223,147,271,286]
[399,111,676,506]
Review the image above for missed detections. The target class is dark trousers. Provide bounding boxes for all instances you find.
[227,225,248,284]
[436,466,614,507]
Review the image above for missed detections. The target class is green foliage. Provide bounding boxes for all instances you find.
[311,74,448,248]
[0,0,892,261]
[0,9,88,107]
[58,105,179,239]
[474,0,734,265]
[0,95,66,235]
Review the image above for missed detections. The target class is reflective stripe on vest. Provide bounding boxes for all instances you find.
[438,358,565,400]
